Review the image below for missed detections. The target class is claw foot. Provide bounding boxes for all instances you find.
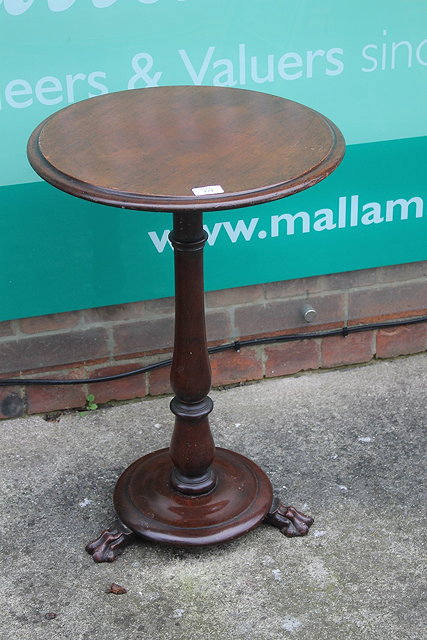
[86,519,136,562]
[264,497,314,537]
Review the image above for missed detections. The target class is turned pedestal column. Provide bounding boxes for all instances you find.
[108,211,274,550]
[168,213,216,496]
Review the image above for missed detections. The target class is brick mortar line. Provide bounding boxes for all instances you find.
[258,343,266,380]
[229,305,238,340]
[313,351,425,380]
[372,328,378,356]
[105,323,116,364]
[272,275,426,297]
[2,274,426,339]
[348,276,427,289]
[0,325,108,345]
[217,279,427,310]
[225,291,338,309]
[0,320,98,341]
[1,310,425,360]
[10,310,86,339]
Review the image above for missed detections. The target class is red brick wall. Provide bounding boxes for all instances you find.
[0,261,426,419]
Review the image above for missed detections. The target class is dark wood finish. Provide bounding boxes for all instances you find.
[85,519,135,563]
[168,213,216,495]
[264,497,314,537]
[110,210,273,546]
[113,447,272,546]
[28,86,344,212]
[28,86,343,561]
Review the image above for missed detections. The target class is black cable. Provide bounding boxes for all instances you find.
[0,314,426,387]
[0,358,173,387]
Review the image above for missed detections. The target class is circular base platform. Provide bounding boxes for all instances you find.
[113,447,273,547]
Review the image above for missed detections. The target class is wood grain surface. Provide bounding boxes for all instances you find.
[28,86,345,213]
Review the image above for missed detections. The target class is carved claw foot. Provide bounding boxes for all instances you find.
[264,497,314,537]
[86,519,136,562]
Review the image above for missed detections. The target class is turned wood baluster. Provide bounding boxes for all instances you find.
[168,212,217,495]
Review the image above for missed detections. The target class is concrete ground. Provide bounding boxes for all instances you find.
[1,354,426,640]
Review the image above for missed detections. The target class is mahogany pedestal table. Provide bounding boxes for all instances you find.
[27,86,345,562]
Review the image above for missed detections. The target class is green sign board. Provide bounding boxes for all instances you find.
[1,0,426,321]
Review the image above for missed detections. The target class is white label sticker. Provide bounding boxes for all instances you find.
[192,185,224,196]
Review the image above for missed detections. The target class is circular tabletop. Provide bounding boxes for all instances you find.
[28,86,345,213]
